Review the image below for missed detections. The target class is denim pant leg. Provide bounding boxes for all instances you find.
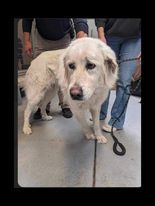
[99,37,122,120]
[108,37,141,129]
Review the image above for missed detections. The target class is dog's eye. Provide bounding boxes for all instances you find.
[86,63,96,70]
[68,63,76,70]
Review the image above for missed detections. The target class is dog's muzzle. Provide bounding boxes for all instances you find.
[70,85,83,100]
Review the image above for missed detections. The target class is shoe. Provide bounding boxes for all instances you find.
[102,123,117,133]
[33,108,42,119]
[62,108,73,118]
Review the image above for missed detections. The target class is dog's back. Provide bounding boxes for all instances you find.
[24,49,65,101]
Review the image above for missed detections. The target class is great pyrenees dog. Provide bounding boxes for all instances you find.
[23,37,118,143]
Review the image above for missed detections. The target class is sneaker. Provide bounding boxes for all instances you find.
[62,108,73,118]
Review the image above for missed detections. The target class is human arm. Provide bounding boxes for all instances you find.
[95,18,107,43]
[22,18,34,57]
[72,18,88,38]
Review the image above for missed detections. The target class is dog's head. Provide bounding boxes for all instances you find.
[58,37,118,101]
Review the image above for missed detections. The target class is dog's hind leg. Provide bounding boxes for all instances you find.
[40,101,53,121]
[40,88,56,121]
[23,94,44,134]
[23,102,35,135]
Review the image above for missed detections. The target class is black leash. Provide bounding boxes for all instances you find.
[111,85,130,156]
[111,57,140,156]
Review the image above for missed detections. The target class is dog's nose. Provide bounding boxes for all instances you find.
[70,85,83,100]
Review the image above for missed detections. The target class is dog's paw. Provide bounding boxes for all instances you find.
[23,126,32,135]
[84,132,96,140]
[42,115,53,121]
[96,135,107,144]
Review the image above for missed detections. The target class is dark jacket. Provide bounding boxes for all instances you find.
[95,18,141,38]
[23,18,88,40]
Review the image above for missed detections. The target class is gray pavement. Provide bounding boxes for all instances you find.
[17,91,141,187]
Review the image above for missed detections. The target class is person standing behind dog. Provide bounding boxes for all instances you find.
[95,18,141,132]
[22,18,88,119]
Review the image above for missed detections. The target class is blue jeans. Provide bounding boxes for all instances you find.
[100,36,141,129]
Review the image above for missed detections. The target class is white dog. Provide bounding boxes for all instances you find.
[23,37,118,143]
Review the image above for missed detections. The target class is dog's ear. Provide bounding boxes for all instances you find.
[104,56,118,89]
[99,42,118,88]
[104,58,117,74]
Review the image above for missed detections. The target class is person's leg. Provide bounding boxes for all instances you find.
[32,26,46,58]
[107,37,141,130]
[100,36,121,120]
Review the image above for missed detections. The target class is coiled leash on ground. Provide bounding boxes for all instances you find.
[111,57,141,156]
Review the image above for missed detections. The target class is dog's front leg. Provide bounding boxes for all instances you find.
[90,107,107,143]
[72,107,96,140]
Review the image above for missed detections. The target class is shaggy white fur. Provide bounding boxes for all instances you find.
[23,49,65,134]
[23,37,118,143]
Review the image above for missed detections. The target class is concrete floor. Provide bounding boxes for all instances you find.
[17,91,141,187]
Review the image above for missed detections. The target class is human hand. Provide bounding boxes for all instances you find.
[76,31,87,38]
[132,53,141,81]
[132,65,141,81]
[137,52,141,64]
[24,40,33,57]
[97,27,107,44]
[99,36,107,44]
